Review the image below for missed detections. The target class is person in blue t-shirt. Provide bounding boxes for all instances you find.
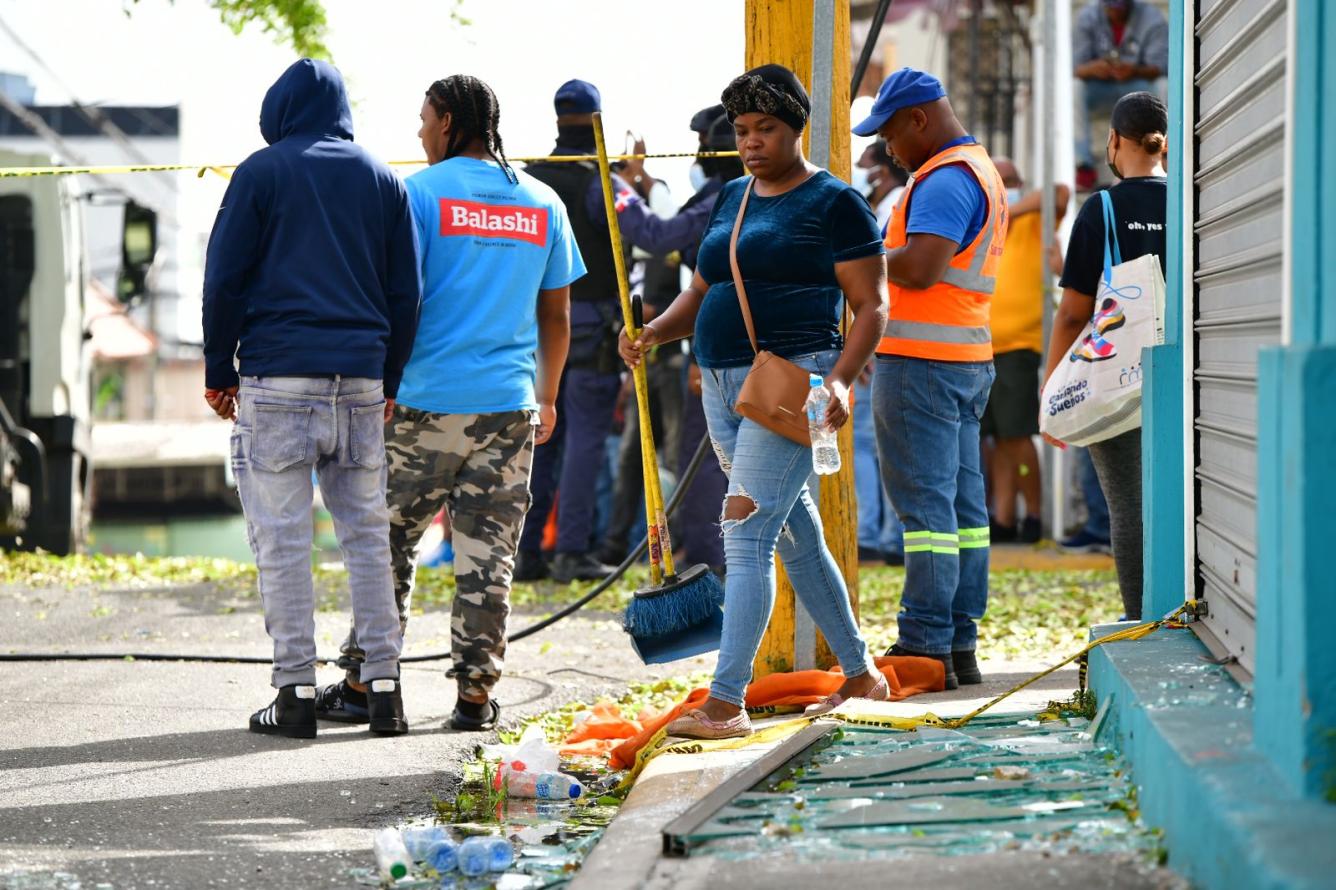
[318,75,584,733]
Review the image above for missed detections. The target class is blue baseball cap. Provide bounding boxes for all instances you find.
[554,79,601,115]
[852,68,947,137]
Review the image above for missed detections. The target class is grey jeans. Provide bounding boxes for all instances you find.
[1088,427,1143,620]
[231,376,401,688]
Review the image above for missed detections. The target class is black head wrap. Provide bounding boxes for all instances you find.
[721,64,810,133]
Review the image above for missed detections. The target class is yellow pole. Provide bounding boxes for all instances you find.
[590,112,674,584]
[747,0,859,677]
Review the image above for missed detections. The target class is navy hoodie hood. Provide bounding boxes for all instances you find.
[202,60,421,396]
[260,58,354,145]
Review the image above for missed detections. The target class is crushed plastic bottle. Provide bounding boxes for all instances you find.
[457,837,491,877]
[372,827,410,882]
[401,826,448,862]
[805,374,841,475]
[425,838,458,874]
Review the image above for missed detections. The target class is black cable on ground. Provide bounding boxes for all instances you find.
[0,433,715,665]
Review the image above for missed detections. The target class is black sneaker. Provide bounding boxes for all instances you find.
[990,520,1018,544]
[450,697,500,732]
[884,550,905,567]
[550,552,616,584]
[886,643,958,690]
[250,685,317,739]
[1019,517,1042,544]
[513,550,549,582]
[953,650,983,685]
[857,545,886,563]
[595,541,628,568]
[314,679,370,724]
[367,678,409,735]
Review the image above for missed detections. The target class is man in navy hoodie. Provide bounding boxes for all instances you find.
[202,59,421,740]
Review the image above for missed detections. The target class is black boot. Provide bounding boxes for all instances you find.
[952,650,983,685]
[550,552,617,583]
[513,550,549,582]
[249,685,317,739]
[886,644,959,690]
[367,678,409,735]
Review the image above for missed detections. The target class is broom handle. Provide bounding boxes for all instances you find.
[591,113,675,583]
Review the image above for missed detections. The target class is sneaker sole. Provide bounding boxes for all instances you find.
[249,721,316,739]
[315,708,370,725]
[369,719,409,735]
[956,673,984,685]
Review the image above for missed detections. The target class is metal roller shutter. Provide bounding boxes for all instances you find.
[1191,0,1287,677]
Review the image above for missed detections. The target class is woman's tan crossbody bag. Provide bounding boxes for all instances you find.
[729,177,815,447]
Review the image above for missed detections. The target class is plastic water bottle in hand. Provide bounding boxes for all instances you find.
[806,374,841,475]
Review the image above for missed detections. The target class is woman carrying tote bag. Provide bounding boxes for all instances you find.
[619,65,889,740]
[1042,91,1168,621]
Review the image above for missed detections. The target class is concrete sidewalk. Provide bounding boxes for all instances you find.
[0,575,712,888]
[573,659,1184,890]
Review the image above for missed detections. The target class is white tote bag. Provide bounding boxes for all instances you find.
[1040,191,1165,447]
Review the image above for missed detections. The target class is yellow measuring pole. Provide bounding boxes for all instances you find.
[747,0,859,677]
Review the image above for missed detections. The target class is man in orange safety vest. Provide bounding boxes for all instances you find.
[852,69,1009,690]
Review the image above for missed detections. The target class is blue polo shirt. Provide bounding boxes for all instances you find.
[904,136,989,254]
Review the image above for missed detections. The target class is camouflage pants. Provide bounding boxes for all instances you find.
[339,406,535,698]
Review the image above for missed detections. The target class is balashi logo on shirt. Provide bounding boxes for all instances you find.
[439,198,548,246]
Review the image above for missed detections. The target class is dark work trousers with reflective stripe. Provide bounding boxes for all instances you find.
[519,367,622,555]
[873,355,995,655]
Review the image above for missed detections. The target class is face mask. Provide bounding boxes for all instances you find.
[1106,135,1123,180]
[849,166,874,197]
[689,162,708,192]
[1006,188,1024,205]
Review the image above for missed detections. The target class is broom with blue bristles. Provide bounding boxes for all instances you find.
[590,113,726,665]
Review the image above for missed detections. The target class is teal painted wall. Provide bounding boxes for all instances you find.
[1253,0,1336,799]
[1140,0,1187,619]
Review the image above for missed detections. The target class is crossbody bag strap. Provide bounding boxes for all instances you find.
[729,177,760,355]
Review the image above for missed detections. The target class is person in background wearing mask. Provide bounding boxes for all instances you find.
[1073,0,1168,191]
[854,138,908,235]
[1044,92,1167,621]
[519,80,722,585]
[982,157,1069,545]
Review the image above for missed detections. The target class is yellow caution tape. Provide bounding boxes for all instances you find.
[0,150,741,181]
[615,603,1196,791]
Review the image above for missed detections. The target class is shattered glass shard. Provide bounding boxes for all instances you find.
[817,796,1031,829]
[802,749,953,781]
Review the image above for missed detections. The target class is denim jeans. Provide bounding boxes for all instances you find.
[231,376,401,688]
[701,349,873,707]
[873,356,994,654]
[853,378,904,555]
[1074,77,1166,167]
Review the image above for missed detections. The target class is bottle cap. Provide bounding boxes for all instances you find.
[809,373,823,387]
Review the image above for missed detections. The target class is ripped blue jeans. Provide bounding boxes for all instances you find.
[700,349,873,707]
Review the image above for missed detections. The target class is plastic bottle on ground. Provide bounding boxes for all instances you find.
[483,836,514,871]
[457,836,491,877]
[373,827,410,882]
[401,825,448,862]
[805,373,841,475]
[504,769,584,800]
[425,838,458,874]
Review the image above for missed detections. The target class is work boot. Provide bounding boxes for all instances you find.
[249,684,317,739]
[367,678,409,735]
[550,552,616,584]
[513,550,549,583]
[886,643,958,690]
[953,650,983,685]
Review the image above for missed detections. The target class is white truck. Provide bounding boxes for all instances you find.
[0,148,155,554]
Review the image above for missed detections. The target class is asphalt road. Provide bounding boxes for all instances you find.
[0,574,712,888]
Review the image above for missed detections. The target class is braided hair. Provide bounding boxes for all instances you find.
[425,75,517,184]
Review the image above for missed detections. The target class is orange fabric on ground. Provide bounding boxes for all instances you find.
[564,656,945,769]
